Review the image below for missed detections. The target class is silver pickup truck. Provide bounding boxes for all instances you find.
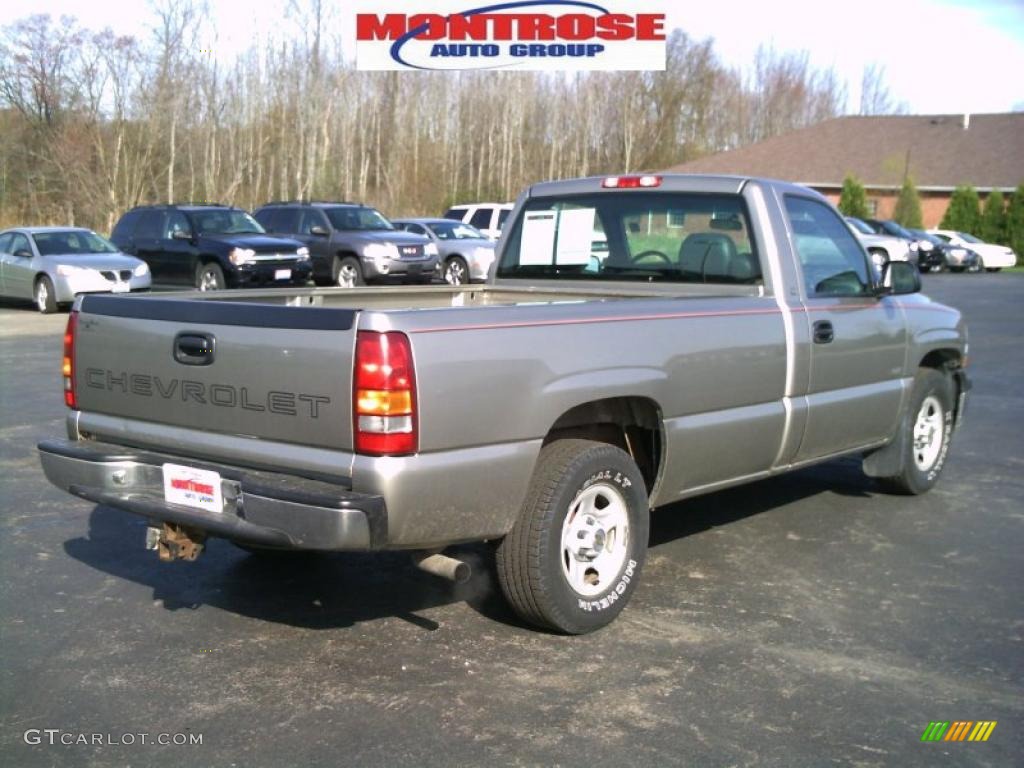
[38,174,970,634]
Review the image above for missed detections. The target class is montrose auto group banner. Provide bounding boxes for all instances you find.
[351,0,667,71]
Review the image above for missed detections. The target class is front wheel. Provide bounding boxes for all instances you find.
[496,439,649,634]
[35,276,58,314]
[878,369,955,495]
[196,263,225,291]
[334,256,364,288]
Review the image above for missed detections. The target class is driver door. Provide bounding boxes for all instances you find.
[785,195,908,461]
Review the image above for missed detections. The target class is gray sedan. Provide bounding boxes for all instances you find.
[393,218,496,285]
[0,227,151,313]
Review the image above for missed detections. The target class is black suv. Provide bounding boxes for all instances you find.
[253,201,438,287]
[110,204,312,290]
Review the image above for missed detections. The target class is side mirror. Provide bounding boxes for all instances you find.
[310,226,328,236]
[171,229,193,241]
[879,260,921,296]
[13,249,33,258]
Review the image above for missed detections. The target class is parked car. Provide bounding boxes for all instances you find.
[110,204,312,290]
[253,201,438,287]
[862,218,924,263]
[928,229,1017,272]
[442,202,513,241]
[0,227,151,313]
[845,217,912,264]
[392,218,495,285]
[39,174,970,634]
[906,228,979,273]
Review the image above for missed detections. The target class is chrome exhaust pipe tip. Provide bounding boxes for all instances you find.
[412,552,471,584]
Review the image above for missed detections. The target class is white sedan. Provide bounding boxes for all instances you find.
[0,227,151,313]
[928,229,1017,272]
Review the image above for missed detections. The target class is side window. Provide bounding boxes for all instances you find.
[10,233,32,255]
[497,208,510,230]
[469,208,491,230]
[111,211,140,242]
[442,208,464,221]
[785,196,871,297]
[133,211,164,240]
[163,212,191,239]
[0,233,13,253]
[299,210,327,235]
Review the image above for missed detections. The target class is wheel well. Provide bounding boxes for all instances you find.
[336,250,359,260]
[919,348,961,371]
[543,396,663,495]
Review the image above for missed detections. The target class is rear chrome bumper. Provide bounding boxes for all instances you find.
[37,438,386,550]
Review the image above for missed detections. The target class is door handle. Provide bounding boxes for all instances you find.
[812,320,834,344]
[173,332,216,365]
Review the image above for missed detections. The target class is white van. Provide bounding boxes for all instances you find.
[442,203,513,241]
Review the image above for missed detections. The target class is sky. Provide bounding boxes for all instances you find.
[1,0,1022,114]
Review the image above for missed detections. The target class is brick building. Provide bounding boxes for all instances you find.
[665,113,1024,227]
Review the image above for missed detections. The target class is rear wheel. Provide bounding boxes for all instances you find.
[334,256,364,288]
[877,369,955,495]
[196,263,225,291]
[496,439,649,634]
[35,276,57,314]
[443,256,469,286]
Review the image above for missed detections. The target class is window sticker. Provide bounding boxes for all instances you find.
[520,210,557,265]
[554,207,596,266]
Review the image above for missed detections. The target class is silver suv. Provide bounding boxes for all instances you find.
[254,202,439,287]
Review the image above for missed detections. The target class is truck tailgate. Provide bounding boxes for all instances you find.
[73,295,357,451]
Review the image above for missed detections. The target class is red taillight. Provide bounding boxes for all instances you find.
[353,331,417,456]
[63,310,78,409]
[602,175,661,189]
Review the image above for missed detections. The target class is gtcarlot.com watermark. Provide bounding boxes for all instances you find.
[24,729,202,747]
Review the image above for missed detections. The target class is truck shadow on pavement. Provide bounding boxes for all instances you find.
[62,457,876,632]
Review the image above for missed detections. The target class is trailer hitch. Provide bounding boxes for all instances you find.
[146,523,207,562]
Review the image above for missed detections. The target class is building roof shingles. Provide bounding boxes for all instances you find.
[665,113,1024,191]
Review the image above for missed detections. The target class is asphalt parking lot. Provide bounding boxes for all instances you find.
[1,274,1021,767]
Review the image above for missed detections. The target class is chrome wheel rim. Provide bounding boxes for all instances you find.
[913,395,944,471]
[444,259,466,285]
[337,263,358,288]
[198,270,219,291]
[36,281,48,311]
[560,483,630,598]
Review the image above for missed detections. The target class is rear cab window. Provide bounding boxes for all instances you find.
[497,192,762,285]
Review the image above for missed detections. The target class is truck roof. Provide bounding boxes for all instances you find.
[526,173,821,201]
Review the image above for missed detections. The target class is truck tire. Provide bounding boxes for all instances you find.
[878,368,955,495]
[334,256,364,288]
[496,439,649,634]
[35,276,58,314]
[196,262,225,291]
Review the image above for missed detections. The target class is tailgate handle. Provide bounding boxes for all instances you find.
[173,332,216,366]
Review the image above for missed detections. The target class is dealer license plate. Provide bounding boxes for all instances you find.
[274,269,292,280]
[162,463,223,513]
